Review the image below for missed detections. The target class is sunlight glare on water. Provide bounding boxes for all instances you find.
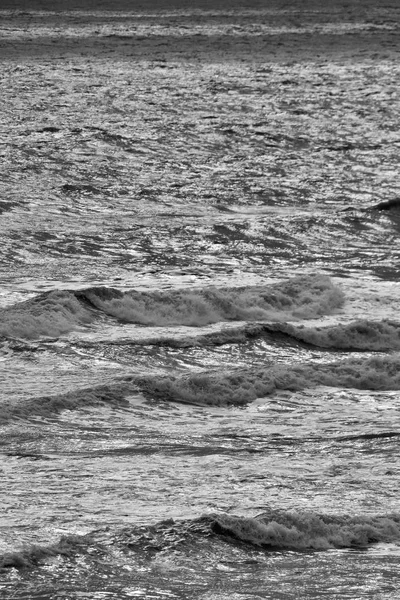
[1,0,400,597]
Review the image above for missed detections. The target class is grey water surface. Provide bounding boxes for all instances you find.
[1,2,400,598]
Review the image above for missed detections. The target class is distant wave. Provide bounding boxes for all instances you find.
[0,380,133,422]
[133,319,400,351]
[2,510,400,570]
[136,354,400,406]
[0,274,343,339]
[266,320,400,351]
[344,197,400,213]
[3,353,400,421]
[372,198,400,212]
[0,535,84,570]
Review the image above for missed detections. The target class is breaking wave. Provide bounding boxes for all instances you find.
[136,354,400,406]
[208,510,400,550]
[0,380,133,422]
[0,274,344,339]
[2,510,400,571]
[263,320,400,351]
[140,319,400,351]
[83,274,344,326]
[3,353,400,421]
[0,536,85,570]
[372,198,400,212]
[0,290,96,340]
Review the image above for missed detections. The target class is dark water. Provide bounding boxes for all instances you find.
[1,3,400,598]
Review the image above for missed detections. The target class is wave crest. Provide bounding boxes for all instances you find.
[145,319,400,351]
[0,535,84,570]
[266,320,400,351]
[137,354,400,406]
[0,275,343,339]
[0,291,95,339]
[210,510,400,550]
[3,510,400,571]
[3,354,400,422]
[82,274,344,327]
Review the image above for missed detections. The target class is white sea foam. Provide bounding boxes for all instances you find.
[210,511,400,549]
[136,354,400,406]
[267,320,400,351]
[0,274,344,339]
[0,535,83,570]
[3,510,399,571]
[4,353,399,422]
[134,319,400,350]
[0,381,133,422]
[0,291,95,339]
[85,274,344,326]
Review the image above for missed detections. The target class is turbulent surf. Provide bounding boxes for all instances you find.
[1,1,400,599]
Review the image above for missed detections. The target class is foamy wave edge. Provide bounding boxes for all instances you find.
[136,353,400,406]
[2,510,400,570]
[260,320,400,352]
[2,353,400,422]
[131,319,400,351]
[209,511,400,550]
[0,274,343,339]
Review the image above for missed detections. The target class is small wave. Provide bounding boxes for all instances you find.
[268,320,400,351]
[112,510,400,554]
[136,319,400,351]
[0,380,134,422]
[337,431,400,442]
[0,291,95,340]
[3,510,400,570]
[0,535,84,570]
[4,353,399,422]
[82,274,344,327]
[209,510,400,550]
[0,275,343,340]
[0,336,40,356]
[372,198,400,212]
[136,354,400,406]
[81,322,312,349]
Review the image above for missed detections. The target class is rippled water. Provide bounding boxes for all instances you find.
[1,1,400,598]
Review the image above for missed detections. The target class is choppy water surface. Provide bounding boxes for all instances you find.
[1,2,400,598]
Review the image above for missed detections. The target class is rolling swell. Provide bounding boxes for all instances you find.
[0,535,85,570]
[137,354,400,406]
[263,320,400,352]
[208,511,400,550]
[0,290,96,340]
[82,274,344,326]
[130,319,400,351]
[2,510,400,570]
[0,274,343,339]
[3,353,400,421]
[372,198,400,212]
[0,380,134,422]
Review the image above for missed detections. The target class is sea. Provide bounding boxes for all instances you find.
[1,2,400,598]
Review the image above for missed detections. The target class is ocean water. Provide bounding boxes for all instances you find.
[1,2,400,598]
